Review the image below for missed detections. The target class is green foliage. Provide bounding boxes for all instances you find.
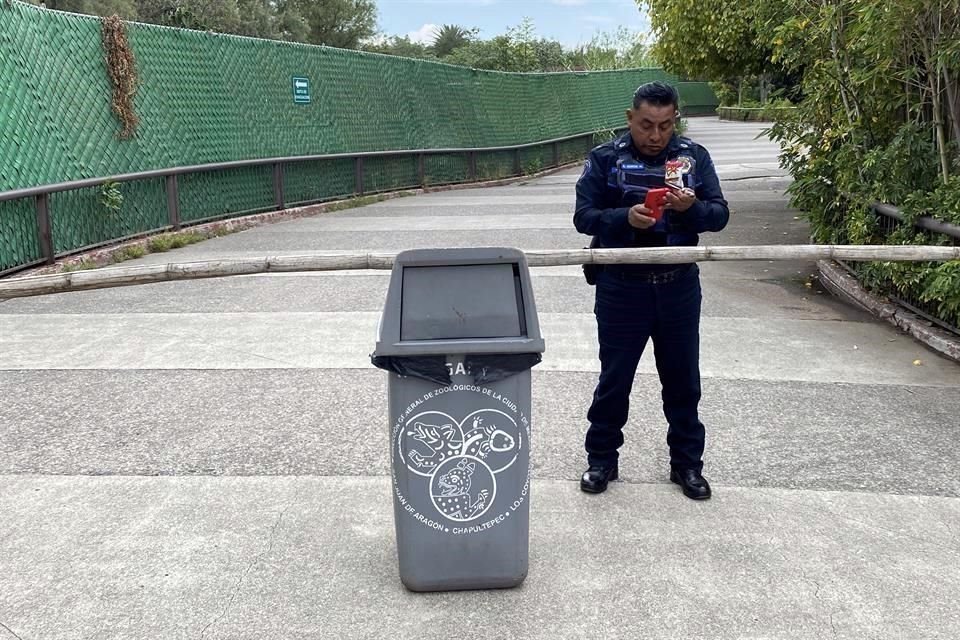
[61,259,99,272]
[99,180,124,215]
[431,24,475,58]
[644,0,960,326]
[921,261,960,323]
[756,0,960,328]
[567,27,657,71]
[361,35,435,60]
[642,0,772,80]
[110,244,146,263]
[441,18,568,72]
[43,0,137,19]
[283,0,377,48]
[522,158,543,175]
[365,19,657,73]
[147,231,205,252]
[35,0,377,48]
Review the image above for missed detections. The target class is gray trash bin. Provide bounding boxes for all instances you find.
[371,247,545,592]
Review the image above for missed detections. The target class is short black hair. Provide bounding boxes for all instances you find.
[632,81,679,110]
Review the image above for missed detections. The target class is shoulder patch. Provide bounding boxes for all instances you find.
[577,158,592,184]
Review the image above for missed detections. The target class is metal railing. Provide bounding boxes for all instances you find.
[838,203,960,335]
[0,129,614,278]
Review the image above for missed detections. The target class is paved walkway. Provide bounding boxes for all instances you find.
[1,119,959,639]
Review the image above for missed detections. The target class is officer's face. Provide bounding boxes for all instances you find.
[626,101,677,156]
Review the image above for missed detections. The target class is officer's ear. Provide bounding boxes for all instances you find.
[625,108,634,123]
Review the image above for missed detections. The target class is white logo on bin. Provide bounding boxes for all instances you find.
[393,385,530,534]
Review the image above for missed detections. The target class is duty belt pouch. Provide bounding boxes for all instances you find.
[583,235,602,285]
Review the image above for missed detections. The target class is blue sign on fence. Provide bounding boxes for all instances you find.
[292,76,310,104]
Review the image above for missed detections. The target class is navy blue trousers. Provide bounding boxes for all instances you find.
[585,264,705,471]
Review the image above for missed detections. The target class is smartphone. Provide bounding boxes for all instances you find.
[643,188,670,221]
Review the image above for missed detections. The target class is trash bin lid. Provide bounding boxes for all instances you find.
[373,247,544,357]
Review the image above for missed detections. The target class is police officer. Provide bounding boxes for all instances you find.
[574,81,729,499]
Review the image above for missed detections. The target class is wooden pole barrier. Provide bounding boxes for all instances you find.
[1,245,958,300]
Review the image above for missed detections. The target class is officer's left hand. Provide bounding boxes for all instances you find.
[665,188,696,213]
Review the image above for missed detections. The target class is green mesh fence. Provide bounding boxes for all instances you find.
[49,179,167,254]
[476,150,517,182]
[424,155,471,187]
[362,156,420,194]
[0,1,718,273]
[283,158,356,207]
[178,166,276,223]
[0,199,41,271]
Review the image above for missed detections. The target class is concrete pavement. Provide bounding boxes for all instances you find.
[1,118,959,639]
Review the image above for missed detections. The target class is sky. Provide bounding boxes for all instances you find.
[375,0,651,50]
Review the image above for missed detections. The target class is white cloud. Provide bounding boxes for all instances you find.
[407,23,439,44]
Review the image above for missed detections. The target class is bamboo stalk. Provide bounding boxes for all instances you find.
[1,245,959,300]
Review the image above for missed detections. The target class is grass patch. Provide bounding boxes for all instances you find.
[147,231,206,253]
[109,245,146,264]
[61,260,99,272]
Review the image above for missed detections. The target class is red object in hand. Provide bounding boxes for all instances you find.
[644,188,670,221]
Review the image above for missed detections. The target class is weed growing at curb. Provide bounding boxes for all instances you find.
[61,260,99,272]
[109,245,146,264]
[147,232,206,253]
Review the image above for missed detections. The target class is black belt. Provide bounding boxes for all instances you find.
[605,263,694,284]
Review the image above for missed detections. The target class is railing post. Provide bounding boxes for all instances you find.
[35,193,54,264]
[553,141,560,167]
[165,175,181,230]
[467,151,477,181]
[514,148,522,176]
[355,157,365,195]
[418,153,425,188]
[272,162,285,210]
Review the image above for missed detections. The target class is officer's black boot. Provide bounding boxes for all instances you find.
[580,464,619,493]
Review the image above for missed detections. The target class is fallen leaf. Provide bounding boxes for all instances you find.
[913,359,923,366]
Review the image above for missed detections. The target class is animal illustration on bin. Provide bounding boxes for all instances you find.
[400,412,520,522]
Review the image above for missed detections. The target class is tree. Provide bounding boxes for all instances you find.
[43,0,137,19]
[442,17,564,73]
[134,0,240,33]
[431,24,474,58]
[750,0,960,327]
[569,27,657,71]
[361,35,435,60]
[279,0,377,48]
[641,0,778,103]
[234,0,280,40]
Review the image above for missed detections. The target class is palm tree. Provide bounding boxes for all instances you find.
[431,24,474,57]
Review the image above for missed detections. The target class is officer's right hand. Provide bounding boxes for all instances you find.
[628,204,657,229]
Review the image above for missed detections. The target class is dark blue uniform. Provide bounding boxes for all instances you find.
[574,131,729,471]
